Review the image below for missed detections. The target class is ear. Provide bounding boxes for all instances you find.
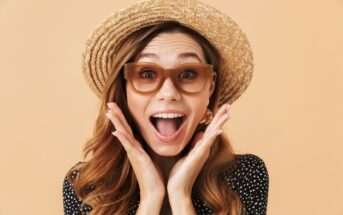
[208,71,217,98]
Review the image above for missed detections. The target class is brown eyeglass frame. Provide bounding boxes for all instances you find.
[123,62,217,95]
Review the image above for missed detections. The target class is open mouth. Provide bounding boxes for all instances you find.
[149,115,187,137]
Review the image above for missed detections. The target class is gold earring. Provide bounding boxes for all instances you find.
[200,108,213,125]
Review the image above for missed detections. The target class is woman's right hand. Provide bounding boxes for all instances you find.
[105,102,165,213]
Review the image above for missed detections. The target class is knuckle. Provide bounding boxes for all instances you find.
[109,110,119,118]
[112,106,123,116]
[136,155,145,163]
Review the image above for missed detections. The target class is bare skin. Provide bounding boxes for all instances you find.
[105,32,232,214]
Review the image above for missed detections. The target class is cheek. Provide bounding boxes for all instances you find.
[186,94,210,126]
[126,87,147,125]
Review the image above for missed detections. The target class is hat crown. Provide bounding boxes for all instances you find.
[82,0,254,106]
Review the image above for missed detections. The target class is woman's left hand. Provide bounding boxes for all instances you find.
[167,103,232,198]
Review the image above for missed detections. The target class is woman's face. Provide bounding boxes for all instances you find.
[126,31,216,157]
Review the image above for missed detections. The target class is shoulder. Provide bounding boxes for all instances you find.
[223,153,269,178]
[62,162,92,215]
[222,153,269,215]
[64,161,84,182]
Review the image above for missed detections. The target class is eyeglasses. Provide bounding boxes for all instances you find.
[123,62,216,95]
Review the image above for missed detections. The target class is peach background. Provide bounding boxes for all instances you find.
[0,0,342,214]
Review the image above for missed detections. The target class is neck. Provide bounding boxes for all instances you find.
[145,147,187,215]
[146,147,180,182]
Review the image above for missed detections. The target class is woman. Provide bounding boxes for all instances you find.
[63,1,269,215]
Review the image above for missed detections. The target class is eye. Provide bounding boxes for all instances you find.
[139,68,157,80]
[179,69,198,80]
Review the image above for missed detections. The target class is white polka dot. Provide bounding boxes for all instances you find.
[62,154,269,214]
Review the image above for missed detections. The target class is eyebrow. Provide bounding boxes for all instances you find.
[136,52,203,63]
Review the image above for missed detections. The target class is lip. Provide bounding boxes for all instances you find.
[149,116,188,143]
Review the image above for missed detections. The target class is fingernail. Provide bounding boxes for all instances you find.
[112,131,117,136]
[217,130,223,135]
[105,112,110,118]
[226,104,231,111]
[107,103,111,108]
[223,114,231,121]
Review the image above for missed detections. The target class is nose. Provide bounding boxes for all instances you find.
[155,77,181,102]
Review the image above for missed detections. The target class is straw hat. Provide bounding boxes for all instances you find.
[81,0,254,106]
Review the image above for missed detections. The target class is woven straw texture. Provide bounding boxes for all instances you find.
[81,0,254,106]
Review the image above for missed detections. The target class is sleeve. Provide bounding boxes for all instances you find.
[224,154,269,215]
[62,165,93,215]
[63,174,83,215]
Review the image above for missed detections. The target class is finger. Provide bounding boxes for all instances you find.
[106,110,129,135]
[114,131,151,166]
[192,129,221,152]
[205,104,230,134]
[189,132,205,151]
[189,130,221,161]
[108,116,142,150]
[119,126,143,149]
[110,103,134,136]
[106,107,144,150]
[107,102,133,136]
[199,129,222,151]
[106,104,135,138]
[112,131,133,152]
[212,103,230,123]
[112,131,145,167]
[214,113,231,131]
[204,112,230,137]
[113,130,144,154]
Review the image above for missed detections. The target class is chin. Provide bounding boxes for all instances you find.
[151,145,184,157]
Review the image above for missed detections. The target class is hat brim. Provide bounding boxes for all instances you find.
[81,0,254,106]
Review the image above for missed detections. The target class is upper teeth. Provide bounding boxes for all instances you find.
[152,113,184,118]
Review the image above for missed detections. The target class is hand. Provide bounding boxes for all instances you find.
[167,104,231,198]
[105,102,165,203]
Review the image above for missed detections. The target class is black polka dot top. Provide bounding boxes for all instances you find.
[63,154,269,215]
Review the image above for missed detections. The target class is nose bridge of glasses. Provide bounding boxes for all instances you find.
[159,70,180,92]
[160,66,181,80]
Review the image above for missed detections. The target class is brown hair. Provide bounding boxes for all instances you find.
[67,21,244,214]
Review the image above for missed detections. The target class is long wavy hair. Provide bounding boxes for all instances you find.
[67,21,244,214]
